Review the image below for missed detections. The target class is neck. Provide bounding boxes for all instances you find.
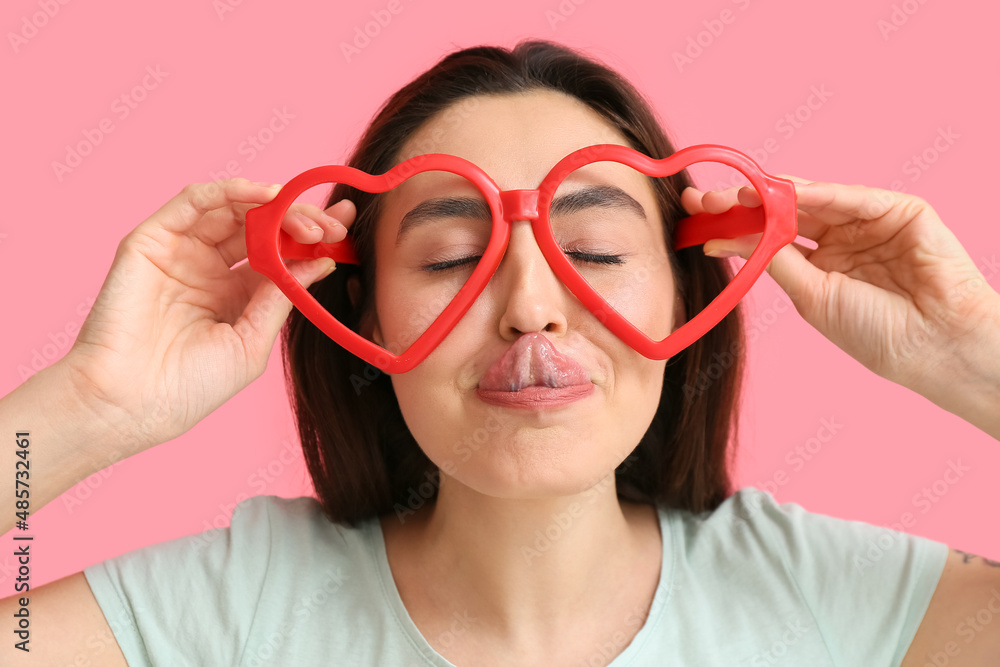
[382,472,663,651]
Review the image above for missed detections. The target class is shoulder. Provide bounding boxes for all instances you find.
[229,494,376,557]
[80,495,389,664]
[662,485,948,581]
[664,485,791,545]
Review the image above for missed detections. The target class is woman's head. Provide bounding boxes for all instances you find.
[283,40,745,526]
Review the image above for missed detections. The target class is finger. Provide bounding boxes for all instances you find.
[774,173,816,185]
[700,185,758,214]
[684,184,837,247]
[284,202,349,244]
[680,186,706,215]
[704,237,829,322]
[787,181,909,225]
[232,256,338,376]
[325,198,357,230]
[216,199,352,268]
[703,234,817,263]
[140,178,282,239]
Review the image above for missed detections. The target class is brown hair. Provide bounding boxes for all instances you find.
[281,39,746,527]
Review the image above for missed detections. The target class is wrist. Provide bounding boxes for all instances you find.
[53,359,153,462]
[919,294,1000,439]
[0,362,132,526]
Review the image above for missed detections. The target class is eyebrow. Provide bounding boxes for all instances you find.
[394,184,647,245]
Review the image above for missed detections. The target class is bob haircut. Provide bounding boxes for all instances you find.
[282,39,746,527]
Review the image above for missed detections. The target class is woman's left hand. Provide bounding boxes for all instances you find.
[681,178,1000,434]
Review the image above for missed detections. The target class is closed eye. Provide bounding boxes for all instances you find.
[422,251,625,273]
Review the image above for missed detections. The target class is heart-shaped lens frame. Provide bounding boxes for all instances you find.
[246,143,797,374]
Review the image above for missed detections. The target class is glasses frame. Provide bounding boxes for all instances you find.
[246,143,797,374]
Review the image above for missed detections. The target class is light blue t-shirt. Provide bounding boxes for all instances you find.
[83,487,948,666]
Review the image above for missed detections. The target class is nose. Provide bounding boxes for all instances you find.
[494,190,570,340]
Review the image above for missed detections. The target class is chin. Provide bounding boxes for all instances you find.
[432,432,625,501]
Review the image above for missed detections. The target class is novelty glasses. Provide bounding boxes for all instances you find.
[246,144,797,373]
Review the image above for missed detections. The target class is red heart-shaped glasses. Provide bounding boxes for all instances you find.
[246,143,797,373]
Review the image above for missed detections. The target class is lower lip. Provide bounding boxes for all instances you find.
[475,384,595,409]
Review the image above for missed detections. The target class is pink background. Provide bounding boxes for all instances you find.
[2,0,998,589]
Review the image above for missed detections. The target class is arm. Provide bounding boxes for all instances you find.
[901,548,1000,665]
[0,364,133,662]
[0,362,136,537]
[0,573,128,665]
[908,307,1000,441]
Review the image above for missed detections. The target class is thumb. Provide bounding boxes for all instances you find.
[703,238,829,322]
[234,257,337,369]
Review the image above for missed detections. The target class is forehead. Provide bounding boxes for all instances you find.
[393,89,641,190]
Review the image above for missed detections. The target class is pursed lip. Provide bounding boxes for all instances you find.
[476,332,592,392]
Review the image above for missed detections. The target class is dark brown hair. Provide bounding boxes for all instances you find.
[282,40,746,527]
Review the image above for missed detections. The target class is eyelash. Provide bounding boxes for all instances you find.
[423,251,626,273]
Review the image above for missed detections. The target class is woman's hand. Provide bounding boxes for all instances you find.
[681,178,1000,434]
[59,177,355,456]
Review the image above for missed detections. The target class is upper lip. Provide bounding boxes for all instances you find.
[477,333,591,392]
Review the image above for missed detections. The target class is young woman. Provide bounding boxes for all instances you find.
[2,40,998,666]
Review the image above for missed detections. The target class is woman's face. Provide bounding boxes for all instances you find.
[367,89,681,499]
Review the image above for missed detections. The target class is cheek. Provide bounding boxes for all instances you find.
[601,259,676,342]
[375,259,478,354]
[374,273,450,354]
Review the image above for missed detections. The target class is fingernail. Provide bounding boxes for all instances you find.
[319,211,342,226]
[705,248,739,258]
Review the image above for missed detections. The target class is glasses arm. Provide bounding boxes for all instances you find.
[277,229,361,264]
[673,205,767,251]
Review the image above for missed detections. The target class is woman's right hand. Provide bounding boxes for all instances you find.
[58,177,355,457]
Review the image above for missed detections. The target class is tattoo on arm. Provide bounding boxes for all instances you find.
[953,548,1000,567]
